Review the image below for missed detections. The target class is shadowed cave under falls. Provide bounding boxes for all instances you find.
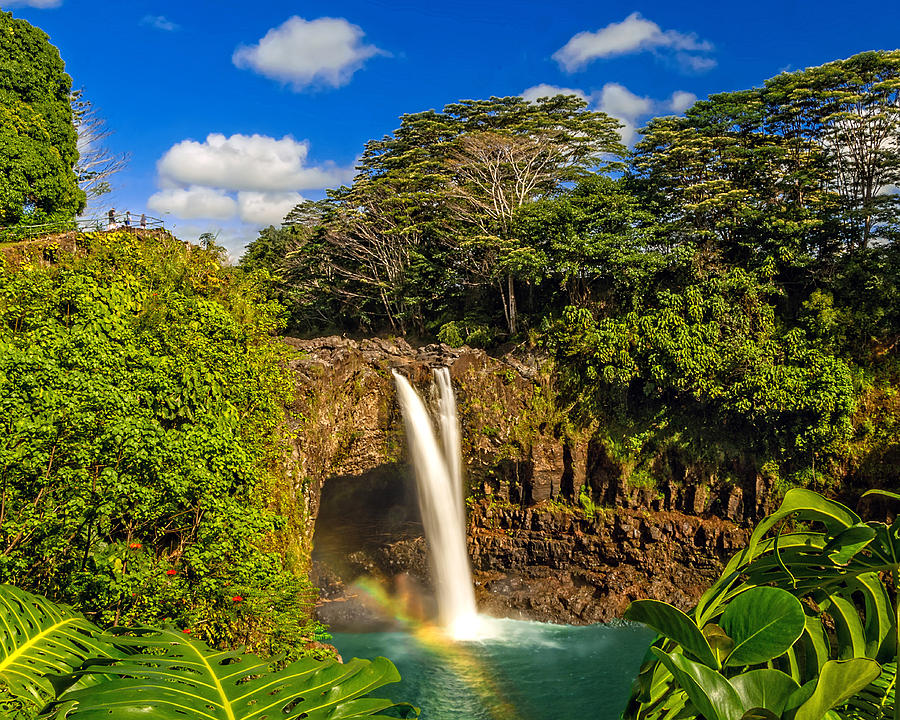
[310,368,653,720]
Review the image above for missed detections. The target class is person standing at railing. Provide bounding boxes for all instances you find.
[107,208,115,230]
[125,210,131,228]
[140,213,147,229]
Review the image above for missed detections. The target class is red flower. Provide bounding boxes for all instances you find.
[128,542,142,550]
[231,596,243,603]
[182,629,191,634]
[166,569,177,576]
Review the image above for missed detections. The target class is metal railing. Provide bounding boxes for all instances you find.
[0,214,167,243]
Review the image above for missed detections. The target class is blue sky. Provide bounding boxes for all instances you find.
[6,0,899,256]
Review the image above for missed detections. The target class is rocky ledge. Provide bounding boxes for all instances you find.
[280,336,762,628]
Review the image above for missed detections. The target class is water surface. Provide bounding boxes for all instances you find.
[333,617,653,720]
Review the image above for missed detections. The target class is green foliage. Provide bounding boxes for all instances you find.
[718,587,805,667]
[438,319,495,348]
[0,12,84,224]
[624,489,900,720]
[245,94,626,335]
[49,628,415,720]
[634,50,900,262]
[0,584,119,704]
[578,483,598,519]
[0,231,313,656]
[511,175,663,309]
[0,584,414,720]
[239,54,900,493]
[552,269,856,461]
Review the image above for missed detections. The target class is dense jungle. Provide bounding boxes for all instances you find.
[0,7,899,720]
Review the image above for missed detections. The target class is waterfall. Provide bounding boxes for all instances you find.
[393,368,479,639]
[434,367,465,532]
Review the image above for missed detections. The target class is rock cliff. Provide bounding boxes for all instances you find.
[280,336,766,628]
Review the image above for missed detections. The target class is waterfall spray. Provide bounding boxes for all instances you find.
[393,368,479,639]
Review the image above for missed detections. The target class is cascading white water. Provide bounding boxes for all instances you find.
[434,367,466,532]
[393,368,480,640]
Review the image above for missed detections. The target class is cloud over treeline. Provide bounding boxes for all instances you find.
[233,16,383,90]
[553,12,714,73]
[148,133,354,226]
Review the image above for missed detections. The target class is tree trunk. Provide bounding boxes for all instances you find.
[507,273,517,335]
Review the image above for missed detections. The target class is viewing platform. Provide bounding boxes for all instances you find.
[0,214,167,242]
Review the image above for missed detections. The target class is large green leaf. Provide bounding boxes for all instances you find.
[729,670,800,716]
[843,661,896,720]
[800,616,830,684]
[0,584,119,704]
[862,490,900,503]
[626,600,719,668]
[824,525,876,566]
[820,593,868,661]
[625,490,898,720]
[793,659,882,720]
[652,649,744,720]
[44,628,416,719]
[738,491,860,575]
[847,575,894,661]
[720,588,806,667]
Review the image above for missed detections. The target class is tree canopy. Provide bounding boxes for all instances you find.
[243,94,626,335]
[243,49,900,494]
[0,231,318,656]
[0,12,84,225]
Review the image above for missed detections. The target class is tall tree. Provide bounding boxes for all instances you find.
[70,89,130,203]
[445,132,564,332]
[633,50,900,270]
[357,95,626,334]
[0,11,84,225]
[765,50,900,249]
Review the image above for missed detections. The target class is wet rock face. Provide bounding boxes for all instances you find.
[467,502,748,624]
[285,336,765,627]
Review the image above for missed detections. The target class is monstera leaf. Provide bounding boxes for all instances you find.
[792,659,883,720]
[719,587,805,667]
[624,490,899,720]
[651,651,880,720]
[625,600,719,668]
[0,584,119,704]
[43,627,416,720]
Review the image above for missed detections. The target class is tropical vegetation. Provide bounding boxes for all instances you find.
[0,583,415,719]
[1,10,899,720]
[0,10,84,225]
[243,49,900,498]
[0,231,315,657]
[623,488,900,720]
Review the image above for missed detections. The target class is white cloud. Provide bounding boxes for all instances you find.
[147,186,237,220]
[237,191,304,225]
[667,90,697,113]
[3,0,61,6]
[233,16,381,90]
[521,82,697,145]
[168,222,259,262]
[521,84,588,103]
[157,133,354,192]
[598,83,653,121]
[553,12,714,73]
[147,133,346,253]
[141,15,179,31]
[597,83,653,144]
[677,53,717,72]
